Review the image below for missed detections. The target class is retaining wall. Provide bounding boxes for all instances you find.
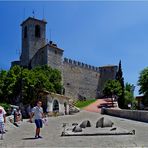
[101,108,148,122]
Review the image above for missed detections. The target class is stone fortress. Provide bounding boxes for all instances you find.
[12,17,118,100]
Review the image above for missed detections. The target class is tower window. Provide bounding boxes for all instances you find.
[24,26,27,38]
[55,50,57,54]
[35,25,40,38]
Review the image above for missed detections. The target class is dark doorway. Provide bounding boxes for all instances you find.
[64,102,67,115]
[53,100,59,112]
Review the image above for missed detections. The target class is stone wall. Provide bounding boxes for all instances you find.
[21,18,46,67]
[63,58,100,100]
[101,108,148,123]
[31,45,48,68]
[28,21,46,60]
[31,44,64,71]
[47,45,64,73]
[31,50,118,100]
[98,65,118,97]
[11,61,20,67]
[63,58,118,100]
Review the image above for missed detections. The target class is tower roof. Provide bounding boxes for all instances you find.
[21,17,47,26]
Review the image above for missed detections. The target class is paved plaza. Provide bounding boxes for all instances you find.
[0,110,148,147]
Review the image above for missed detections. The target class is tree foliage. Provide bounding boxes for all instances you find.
[103,80,137,109]
[124,83,136,109]
[125,83,133,92]
[103,80,122,98]
[0,70,7,101]
[138,67,148,106]
[0,65,62,105]
[116,60,125,109]
[124,90,136,109]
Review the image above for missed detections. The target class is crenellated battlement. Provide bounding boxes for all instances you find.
[63,57,99,72]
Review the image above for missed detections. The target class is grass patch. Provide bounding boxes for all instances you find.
[74,99,96,109]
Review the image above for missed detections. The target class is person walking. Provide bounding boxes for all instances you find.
[11,108,19,127]
[0,105,6,140]
[31,101,44,139]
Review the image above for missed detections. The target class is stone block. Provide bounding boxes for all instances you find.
[79,120,91,128]
[103,118,114,127]
[72,126,82,132]
[96,117,114,128]
[96,117,104,128]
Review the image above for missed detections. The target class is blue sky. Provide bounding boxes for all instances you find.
[1,1,148,96]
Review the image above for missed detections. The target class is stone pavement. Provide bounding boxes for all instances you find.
[0,110,148,147]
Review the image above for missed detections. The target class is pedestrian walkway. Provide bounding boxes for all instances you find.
[83,98,118,113]
[0,110,148,147]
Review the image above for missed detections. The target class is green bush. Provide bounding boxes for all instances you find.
[0,103,10,111]
[74,99,96,108]
[0,65,63,105]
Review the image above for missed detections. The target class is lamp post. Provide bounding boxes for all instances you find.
[131,84,135,110]
[131,85,135,96]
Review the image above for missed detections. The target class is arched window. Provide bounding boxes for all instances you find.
[35,25,40,38]
[24,26,27,38]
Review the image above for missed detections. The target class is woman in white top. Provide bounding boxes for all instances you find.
[0,106,6,140]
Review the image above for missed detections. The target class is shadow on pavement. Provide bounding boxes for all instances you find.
[22,137,37,140]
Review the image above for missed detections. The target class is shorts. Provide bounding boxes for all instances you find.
[35,119,43,128]
[0,122,5,132]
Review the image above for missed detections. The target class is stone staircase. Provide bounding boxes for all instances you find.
[69,100,80,114]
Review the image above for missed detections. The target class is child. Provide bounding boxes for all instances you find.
[42,115,48,126]
[0,106,6,140]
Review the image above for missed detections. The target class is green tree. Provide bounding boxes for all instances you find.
[0,70,7,101]
[124,83,136,109]
[0,65,63,105]
[22,65,62,104]
[3,65,22,103]
[116,60,125,109]
[124,90,136,109]
[125,83,133,92]
[103,80,122,97]
[138,67,148,106]
[103,80,122,106]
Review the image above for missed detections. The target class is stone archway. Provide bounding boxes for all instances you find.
[53,99,59,112]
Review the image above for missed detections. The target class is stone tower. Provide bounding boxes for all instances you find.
[20,17,47,67]
[97,65,118,97]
